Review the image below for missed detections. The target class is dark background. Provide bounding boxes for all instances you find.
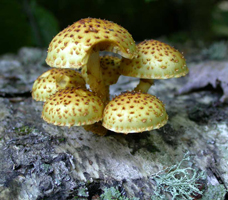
[1,0,228,55]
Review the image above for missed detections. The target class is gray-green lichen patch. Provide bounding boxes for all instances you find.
[201,41,228,60]
[150,152,207,199]
[0,98,11,121]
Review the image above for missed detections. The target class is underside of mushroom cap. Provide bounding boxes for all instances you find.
[100,55,122,85]
[32,68,86,101]
[46,18,137,69]
[120,39,188,79]
[81,55,122,86]
[42,88,104,127]
[102,91,168,134]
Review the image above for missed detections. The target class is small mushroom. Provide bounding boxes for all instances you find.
[119,40,189,93]
[42,88,104,127]
[81,55,122,101]
[99,55,122,86]
[32,68,86,101]
[102,91,168,134]
[81,55,122,135]
[46,18,137,103]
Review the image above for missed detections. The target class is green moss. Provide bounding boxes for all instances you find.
[100,187,139,200]
[14,126,34,135]
[73,187,89,199]
[57,137,66,143]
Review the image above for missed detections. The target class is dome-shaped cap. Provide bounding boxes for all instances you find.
[46,18,137,69]
[120,40,188,79]
[32,68,86,101]
[42,88,104,127]
[102,91,168,134]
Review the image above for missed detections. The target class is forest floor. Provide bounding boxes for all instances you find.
[0,45,227,200]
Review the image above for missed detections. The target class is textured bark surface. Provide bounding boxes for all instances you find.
[178,61,228,102]
[0,47,227,199]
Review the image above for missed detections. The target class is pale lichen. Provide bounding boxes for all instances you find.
[202,41,228,60]
[150,152,206,200]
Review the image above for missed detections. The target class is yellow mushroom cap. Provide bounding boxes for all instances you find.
[81,55,121,85]
[119,40,188,79]
[32,68,86,102]
[102,91,168,134]
[46,18,137,69]
[42,88,104,127]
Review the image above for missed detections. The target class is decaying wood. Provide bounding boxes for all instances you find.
[0,47,227,199]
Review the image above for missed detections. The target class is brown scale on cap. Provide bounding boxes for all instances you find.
[102,91,168,134]
[32,68,86,102]
[42,88,104,127]
[119,39,188,93]
[46,18,137,104]
[120,39,188,79]
[46,18,137,69]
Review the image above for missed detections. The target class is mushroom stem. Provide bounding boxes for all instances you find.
[83,122,107,136]
[86,51,109,103]
[134,79,154,93]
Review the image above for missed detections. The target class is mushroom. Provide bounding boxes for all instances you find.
[81,55,122,101]
[42,87,104,127]
[119,40,189,93]
[46,18,137,103]
[32,68,86,101]
[82,55,122,136]
[102,91,168,134]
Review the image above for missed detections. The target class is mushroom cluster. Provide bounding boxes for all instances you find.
[32,17,188,135]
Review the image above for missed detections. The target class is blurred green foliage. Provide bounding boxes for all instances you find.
[1,0,228,55]
[0,0,59,55]
[212,1,228,37]
[1,0,32,54]
[29,0,59,47]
